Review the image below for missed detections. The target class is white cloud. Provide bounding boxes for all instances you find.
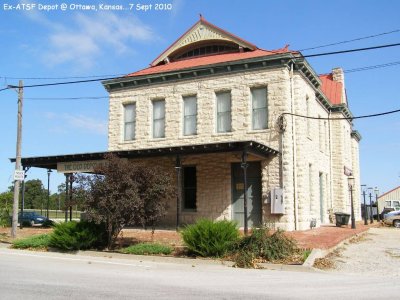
[63,113,107,135]
[28,11,156,69]
[45,112,107,135]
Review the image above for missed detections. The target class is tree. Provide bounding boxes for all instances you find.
[0,191,13,210]
[75,154,174,249]
[23,179,47,209]
[0,191,13,227]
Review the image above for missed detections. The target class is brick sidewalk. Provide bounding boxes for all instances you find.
[120,222,382,250]
[1,222,381,250]
[286,221,381,249]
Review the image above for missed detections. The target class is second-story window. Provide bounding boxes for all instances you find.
[251,87,268,130]
[216,91,232,133]
[124,103,136,141]
[183,95,197,136]
[152,100,165,138]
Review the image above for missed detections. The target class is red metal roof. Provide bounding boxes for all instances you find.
[319,74,343,105]
[128,48,292,77]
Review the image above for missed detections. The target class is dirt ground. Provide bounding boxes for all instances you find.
[317,227,400,276]
[0,226,183,247]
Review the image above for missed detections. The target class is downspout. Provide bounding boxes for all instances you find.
[175,155,182,230]
[290,63,298,230]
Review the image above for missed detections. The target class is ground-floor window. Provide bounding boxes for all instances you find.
[183,166,197,211]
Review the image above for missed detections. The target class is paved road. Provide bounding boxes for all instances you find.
[0,246,399,299]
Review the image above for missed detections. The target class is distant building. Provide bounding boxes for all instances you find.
[378,186,400,212]
[14,17,362,231]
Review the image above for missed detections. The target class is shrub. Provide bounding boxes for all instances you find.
[233,227,298,268]
[181,219,239,257]
[0,209,10,227]
[49,221,107,251]
[12,234,51,249]
[74,154,174,250]
[120,243,172,255]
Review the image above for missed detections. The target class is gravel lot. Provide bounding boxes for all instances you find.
[327,227,400,276]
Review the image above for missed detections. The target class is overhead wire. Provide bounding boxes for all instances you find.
[281,108,400,121]
[299,29,400,51]
[344,61,400,73]
[17,58,400,101]
[0,28,399,80]
[0,39,399,90]
[0,74,126,80]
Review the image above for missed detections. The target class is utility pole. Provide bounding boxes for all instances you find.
[11,80,24,238]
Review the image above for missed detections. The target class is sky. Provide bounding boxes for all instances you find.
[0,0,399,197]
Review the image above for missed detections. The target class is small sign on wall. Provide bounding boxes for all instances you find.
[57,160,106,174]
[235,183,244,190]
[344,166,353,176]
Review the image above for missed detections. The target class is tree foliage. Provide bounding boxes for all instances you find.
[0,191,13,227]
[23,179,48,209]
[75,154,174,249]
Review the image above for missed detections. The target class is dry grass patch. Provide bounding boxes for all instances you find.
[385,248,400,258]
[313,247,344,270]
[348,233,371,244]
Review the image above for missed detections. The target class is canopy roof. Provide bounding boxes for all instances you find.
[10,141,278,171]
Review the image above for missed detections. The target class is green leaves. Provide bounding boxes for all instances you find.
[49,221,107,251]
[181,219,239,257]
[12,234,51,249]
[74,154,174,249]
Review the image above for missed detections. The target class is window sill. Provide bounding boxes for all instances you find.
[212,132,233,137]
[179,135,198,140]
[246,129,269,134]
[149,137,167,141]
[121,140,136,144]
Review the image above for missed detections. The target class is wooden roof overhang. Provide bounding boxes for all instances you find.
[10,141,278,170]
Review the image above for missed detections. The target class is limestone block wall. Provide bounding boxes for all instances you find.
[108,68,291,152]
[287,74,332,230]
[106,65,361,231]
[330,112,354,214]
[128,153,275,228]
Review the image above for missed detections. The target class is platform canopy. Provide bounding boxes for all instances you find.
[10,140,278,173]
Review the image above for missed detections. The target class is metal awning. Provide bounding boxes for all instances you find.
[10,140,278,170]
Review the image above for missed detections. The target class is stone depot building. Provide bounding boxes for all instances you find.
[16,17,361,231]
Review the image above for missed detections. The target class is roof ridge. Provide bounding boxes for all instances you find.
[379,186,400,199]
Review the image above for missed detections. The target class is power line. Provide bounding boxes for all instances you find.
[299,29,400,51]
[0,74,126,80]
[25,96,108,100]
[302,42,400,58]
[7,76,125,89]
[1,42,400,92]
[18,59,400,100]
[1,28,399,81]
[0,86,12,92]
[344,61,400,73]
[281,108,400,121]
